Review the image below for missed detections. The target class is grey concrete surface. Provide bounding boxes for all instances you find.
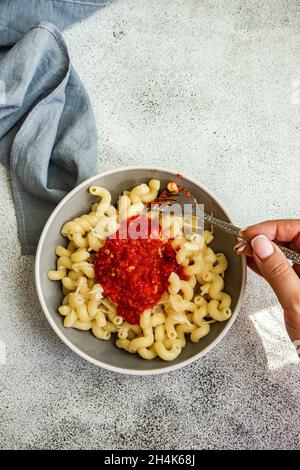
[1,0,300,449]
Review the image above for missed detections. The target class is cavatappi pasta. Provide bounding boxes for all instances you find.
[48,179,232,361]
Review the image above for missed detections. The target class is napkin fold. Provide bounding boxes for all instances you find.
[0,4,108,254]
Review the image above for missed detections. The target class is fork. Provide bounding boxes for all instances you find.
[151,188,300,265]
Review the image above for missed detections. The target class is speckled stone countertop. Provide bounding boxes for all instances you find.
[1,0,300,450]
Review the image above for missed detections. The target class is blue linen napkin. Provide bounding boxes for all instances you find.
[0,1,111,255]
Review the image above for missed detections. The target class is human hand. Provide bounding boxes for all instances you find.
[234,220,300,355]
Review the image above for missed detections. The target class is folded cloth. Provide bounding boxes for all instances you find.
[0,0,111,46]
[0,21,99,255]
[0,1,111,255]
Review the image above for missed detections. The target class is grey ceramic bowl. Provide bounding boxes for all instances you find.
[35,166,246,375]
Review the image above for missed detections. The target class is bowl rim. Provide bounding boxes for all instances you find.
[35,165,247,375]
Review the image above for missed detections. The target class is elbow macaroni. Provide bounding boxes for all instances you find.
[48,179,232,362]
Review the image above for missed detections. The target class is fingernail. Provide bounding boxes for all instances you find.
[234,240,248,254]
[239,228,247,236]
[251,235,274,260]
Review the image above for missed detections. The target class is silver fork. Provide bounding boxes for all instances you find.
[152,189,300,265]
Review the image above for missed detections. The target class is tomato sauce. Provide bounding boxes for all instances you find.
[94,215,185,324]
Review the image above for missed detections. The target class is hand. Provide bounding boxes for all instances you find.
[234,219,300,355]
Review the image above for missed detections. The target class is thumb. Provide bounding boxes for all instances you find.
[251,235,300,314]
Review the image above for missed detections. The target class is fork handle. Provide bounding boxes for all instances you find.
[203,213,300,265]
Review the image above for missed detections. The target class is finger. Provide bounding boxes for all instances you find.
[241,220,300,249]
[246,256,262,276]
[239,242,300,277]
[251,235,300,315]
[234,241,253,257]
[239,244,253,257]
[290,234,300,252]
[233,242,261,274]
[293,263,300,278]
[284,311,300,345]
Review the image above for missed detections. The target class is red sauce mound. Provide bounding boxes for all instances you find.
[94,216,185,324]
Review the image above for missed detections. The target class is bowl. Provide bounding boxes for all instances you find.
[35,166,247,375]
